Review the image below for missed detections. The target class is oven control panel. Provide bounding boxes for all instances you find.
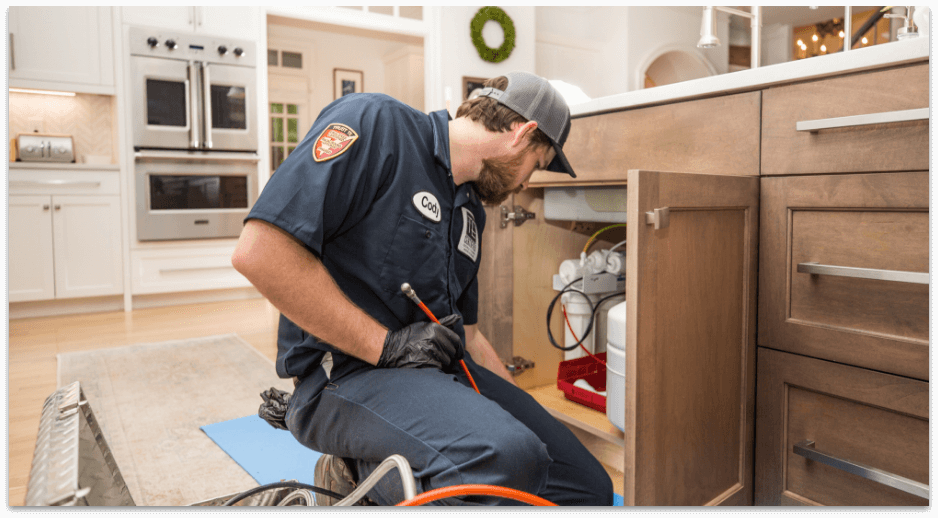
[128,26,256,67]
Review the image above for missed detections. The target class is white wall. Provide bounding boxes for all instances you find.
[439,6,536,116]
[535,6,730,99]
[267,20,423,119]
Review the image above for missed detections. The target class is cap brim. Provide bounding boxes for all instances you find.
[546,142,576,178]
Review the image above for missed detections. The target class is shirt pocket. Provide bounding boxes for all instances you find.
[379,214,445,298]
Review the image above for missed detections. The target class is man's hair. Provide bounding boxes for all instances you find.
[455,76,552,150]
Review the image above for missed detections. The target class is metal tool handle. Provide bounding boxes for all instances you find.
[797,262,928,285]
[796,108,929,132]
[793,440,929,500]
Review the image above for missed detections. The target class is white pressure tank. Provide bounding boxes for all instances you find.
[605,300,626,432]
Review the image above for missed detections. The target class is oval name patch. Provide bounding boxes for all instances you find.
[412,191,441,222]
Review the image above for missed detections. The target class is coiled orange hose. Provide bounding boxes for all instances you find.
[395,484,557,506]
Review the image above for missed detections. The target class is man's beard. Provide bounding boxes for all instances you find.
[475,149,527,205]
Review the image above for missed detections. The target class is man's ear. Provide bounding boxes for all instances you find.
[510,120,539,149]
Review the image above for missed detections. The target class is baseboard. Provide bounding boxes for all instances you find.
[131,287,262,310]
[9,296,125,319]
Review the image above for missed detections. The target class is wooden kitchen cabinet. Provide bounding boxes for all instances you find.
[755,56,930,508]
[527,91,762,186]
[759,172,929,381]
[761,63,929,176]
[8,196,56,302]
[755,347,928,506]
[120,6,259,39]
[479,168,760,505]
[480,55,932,506]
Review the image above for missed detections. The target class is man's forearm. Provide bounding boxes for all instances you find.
[232,219,387,365]
[464,325,517,386]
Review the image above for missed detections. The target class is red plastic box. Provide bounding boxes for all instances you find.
[556,353,607,413]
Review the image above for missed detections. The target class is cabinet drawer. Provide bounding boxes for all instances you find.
[755,348,928,506]
[761,63,929,176]
[131,246,251,295]
[9,169,120,196]
[529,91,761,186]
[759,172,928,380]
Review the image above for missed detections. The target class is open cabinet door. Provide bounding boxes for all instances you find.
[625,170,759,506]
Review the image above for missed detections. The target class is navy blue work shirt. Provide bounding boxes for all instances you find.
[246,94,485,380]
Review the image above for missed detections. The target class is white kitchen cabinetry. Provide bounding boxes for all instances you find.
[8,6,115,94]
[130,245,252,295]
[121,6,258,38]
[9,168,124,302]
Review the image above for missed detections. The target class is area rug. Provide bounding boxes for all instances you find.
[57,333,294,506]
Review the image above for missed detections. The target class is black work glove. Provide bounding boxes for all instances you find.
[258,387,291,430]
[377,314,464,371]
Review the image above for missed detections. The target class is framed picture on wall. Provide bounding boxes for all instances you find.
[334,69,364,99]
[463,76,489,101]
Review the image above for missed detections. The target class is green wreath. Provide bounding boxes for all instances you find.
[470,7,515,63]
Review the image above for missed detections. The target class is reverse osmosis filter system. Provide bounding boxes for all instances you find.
[554,250,625,360]
[544,186,627,431]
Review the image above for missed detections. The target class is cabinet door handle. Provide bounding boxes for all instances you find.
[42,204,50,211]
[54,205,61,211]
[796,108,929,132]
[797,262,928,285]
[645,207,670,230]
[9,33,14,71]
[793,440,929,500]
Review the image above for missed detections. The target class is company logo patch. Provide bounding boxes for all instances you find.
[313,123,359,162]
[457,207,479,262]
[412,191,441,222]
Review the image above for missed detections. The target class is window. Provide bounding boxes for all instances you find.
[270,102,301,173]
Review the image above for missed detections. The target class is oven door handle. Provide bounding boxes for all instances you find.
[201,62,213,149]
[188,60,201,149]
[134,150,259,162]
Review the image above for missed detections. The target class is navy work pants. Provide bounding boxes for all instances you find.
[286,353,614,506]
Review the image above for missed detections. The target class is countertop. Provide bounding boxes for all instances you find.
[9,161,120,171]
[572,37,929,118]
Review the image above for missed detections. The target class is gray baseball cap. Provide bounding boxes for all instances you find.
[476,72,576,178]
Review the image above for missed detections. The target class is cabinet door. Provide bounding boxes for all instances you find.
[9,196,55,302]
[755,347,928,506]
[196,6,259,38]
[51,196,124,299]
[624,170,759,506]
[9,7,107,86]
[121,6,195,32]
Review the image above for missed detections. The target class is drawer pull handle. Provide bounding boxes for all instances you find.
[797,262,928,285]
[10,180,102,187]
[796,108,929,132]
[159,266,233,274]
[793,440,929,500]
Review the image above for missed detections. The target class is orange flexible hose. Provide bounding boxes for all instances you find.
[561,304,606,367]
[395,484,557,506]
[417,301,480,394]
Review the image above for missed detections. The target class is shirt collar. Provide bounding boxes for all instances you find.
[429,109,479,207]
[429,109,452,171]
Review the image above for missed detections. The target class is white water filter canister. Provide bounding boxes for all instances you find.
[606,300,626,432]
[561,292,596,360]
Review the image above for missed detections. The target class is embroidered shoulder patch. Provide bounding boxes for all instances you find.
[313,123,359,162]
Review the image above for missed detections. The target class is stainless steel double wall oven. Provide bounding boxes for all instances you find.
[130,26,259,241]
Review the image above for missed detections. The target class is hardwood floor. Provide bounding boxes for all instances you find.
[7,297,281,506]
[8,297,623,505]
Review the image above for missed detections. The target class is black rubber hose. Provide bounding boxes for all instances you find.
[547,278,624,353]
[838,7,886,52]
